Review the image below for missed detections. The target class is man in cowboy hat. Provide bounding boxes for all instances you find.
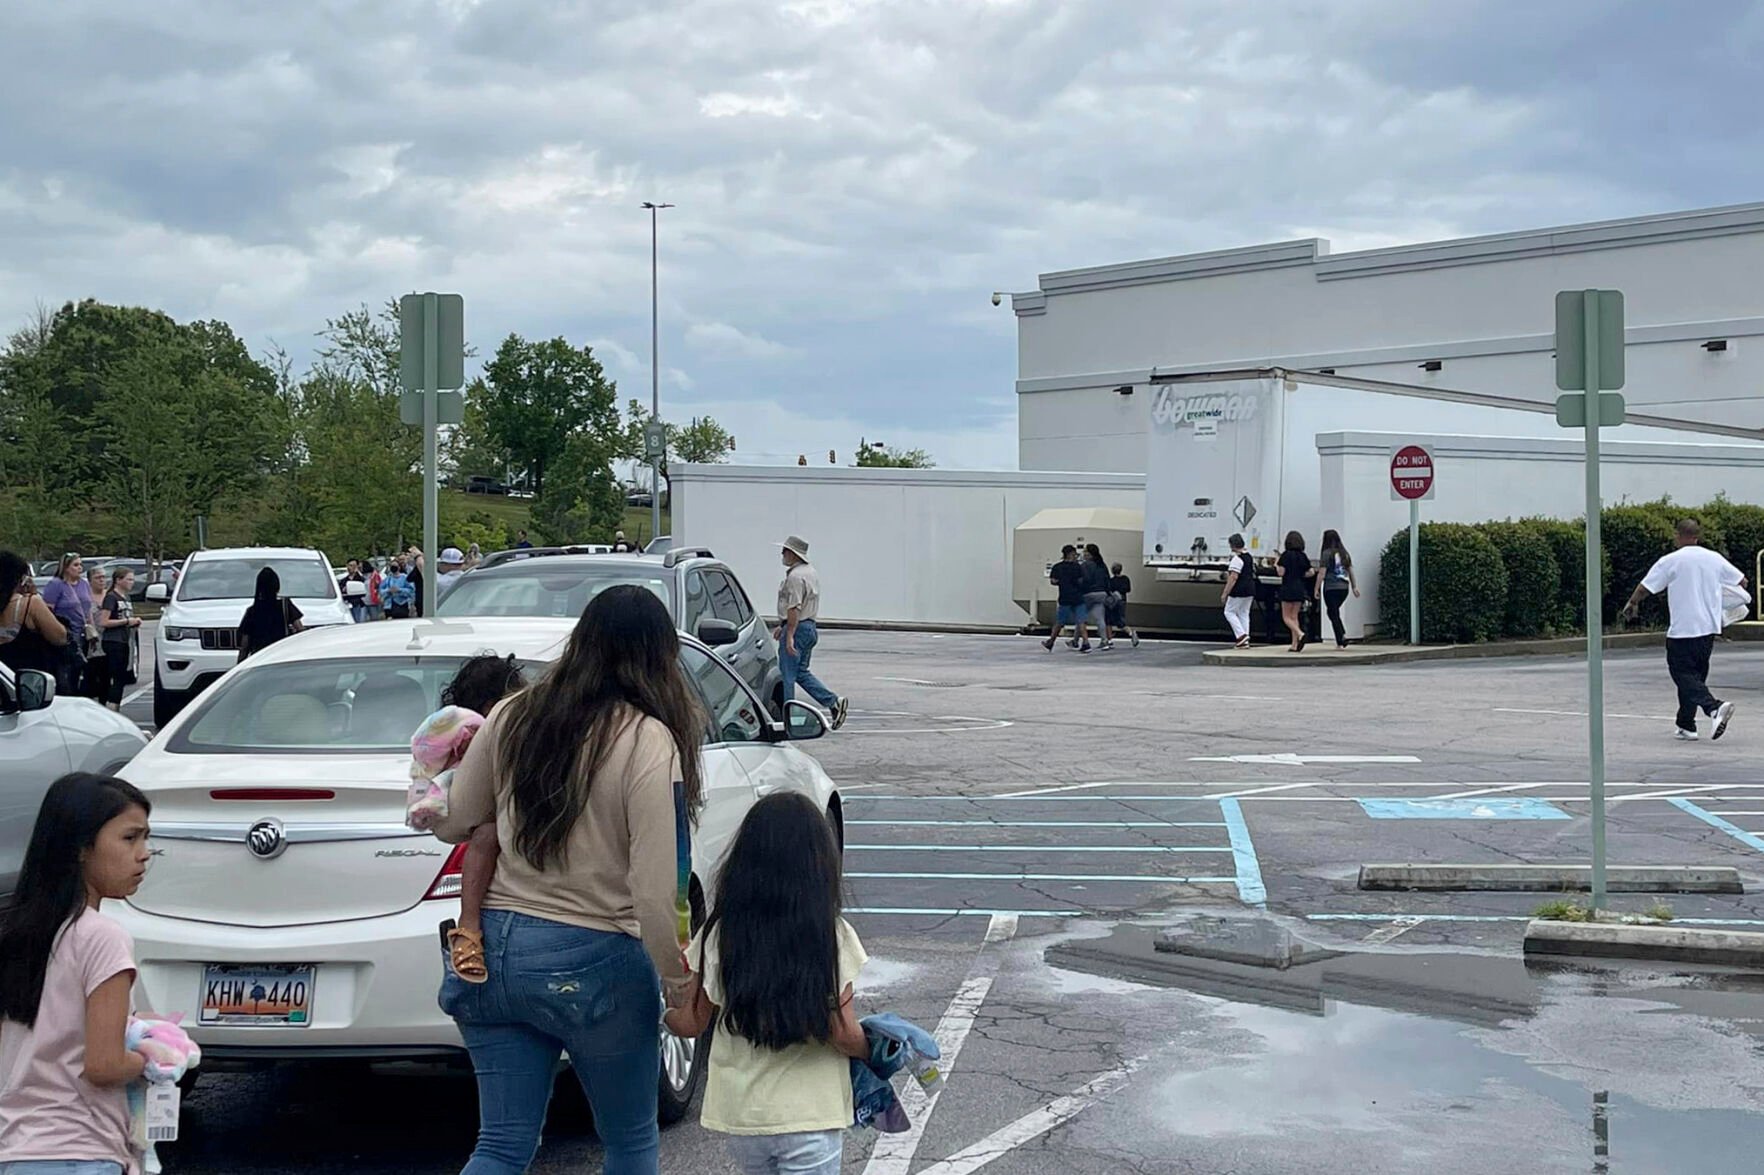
[775,534,848,729]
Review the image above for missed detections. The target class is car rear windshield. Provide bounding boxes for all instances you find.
[179,557,336,602]
[168,657,546,754]
[436,564,672,620]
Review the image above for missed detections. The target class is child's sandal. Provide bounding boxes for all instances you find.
[447,927,490,984]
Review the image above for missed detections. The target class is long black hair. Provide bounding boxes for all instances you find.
[253,566,281,603]
[705,792,844,1051]
[0,550,28,602]
[0,773,151,1027]
[1319,529,1352,569]
[496,584,705,870]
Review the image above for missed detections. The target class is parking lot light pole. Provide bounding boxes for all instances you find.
[643,201,673,543]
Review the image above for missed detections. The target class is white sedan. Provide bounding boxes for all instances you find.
[115,616,843,1122]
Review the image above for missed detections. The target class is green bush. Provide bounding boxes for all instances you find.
[1478,521,1561,639]
[1379,522,1509,644]
[1599,504,1675,626]
[1521,516,1611,634]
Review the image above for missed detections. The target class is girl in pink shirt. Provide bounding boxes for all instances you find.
[0,773,157,1175]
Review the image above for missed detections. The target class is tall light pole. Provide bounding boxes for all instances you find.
[643,200,673,543]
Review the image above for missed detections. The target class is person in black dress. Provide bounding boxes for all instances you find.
[1277,531,1313,653]
[237,567,304,661]
[0,552,67,676]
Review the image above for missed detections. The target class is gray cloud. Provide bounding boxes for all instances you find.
[2,0,1761,469]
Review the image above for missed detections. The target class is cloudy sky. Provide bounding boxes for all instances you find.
[4,0,1763,469]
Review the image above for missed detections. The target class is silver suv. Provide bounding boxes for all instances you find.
[435,547,783,715]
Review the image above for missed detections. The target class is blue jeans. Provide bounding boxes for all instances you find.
[0,1164,125,1175]
[439,909,663,1175]
[780,620,838,709]
[726,1130,843,1174]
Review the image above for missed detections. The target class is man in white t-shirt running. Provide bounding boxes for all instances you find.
[1622,519,1744,742]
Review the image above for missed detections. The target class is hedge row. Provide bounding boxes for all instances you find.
[1377,497,1764,644]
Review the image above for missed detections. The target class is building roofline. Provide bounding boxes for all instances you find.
[1027,201,1764,298]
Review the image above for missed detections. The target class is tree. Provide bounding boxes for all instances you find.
[672,416,734,464]
[445,377,510,485]
[856,440,934,468]
[481,335,618,498]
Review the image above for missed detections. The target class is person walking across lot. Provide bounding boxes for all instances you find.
[1278,531,1313,653]
[1221,534,1257,649]
[1080,543,1114,651]
[236,567,304,661]
[96,569,140,711]
[775,536,849,729]
[1041,545,1088,653]
[432,585,708,1175]
[1107,562,1140,649]
[1622,519,1744,742]
[1315,530,1361,650]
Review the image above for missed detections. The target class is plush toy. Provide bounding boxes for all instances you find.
[405,706,485,831]
[126,1015,202,1084]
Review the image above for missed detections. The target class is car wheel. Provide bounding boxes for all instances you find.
[657,877,711,1125]
[152,670,187,729]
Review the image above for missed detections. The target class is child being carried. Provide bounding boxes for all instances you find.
[404,653,527,984]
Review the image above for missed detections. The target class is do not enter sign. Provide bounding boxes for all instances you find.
[1390,444,1436,501]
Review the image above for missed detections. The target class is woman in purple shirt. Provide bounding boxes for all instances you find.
[40,554,92,696]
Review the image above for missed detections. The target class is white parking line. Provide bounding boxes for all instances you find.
[849,872,1236,883]
[849,844,1233,854]
[861,913,1016,1175]
[1495,707,1674,720]
[914,1058,1146,1175]
[846,820,1229,828]
[1360,917,1425,944]
[121,686,150,707]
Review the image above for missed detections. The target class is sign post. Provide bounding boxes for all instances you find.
[1389,444,1436,646]
[399,293,465,616]
[1555,289,1626,913]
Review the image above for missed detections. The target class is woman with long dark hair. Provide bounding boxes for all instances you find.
[1081,542,1113,651]
[665,792,867,1174]
[0,773,155,1173]
[1278,531,1313,653]
[0,551,68,675]
[1315,529,1361,650]
[236,567,303,661]
[432,584,707,1175]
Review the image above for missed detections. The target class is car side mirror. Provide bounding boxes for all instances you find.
[697,618,740,648]
[783,699,827,741]
[17,670,56,713]
[145,583,169,602]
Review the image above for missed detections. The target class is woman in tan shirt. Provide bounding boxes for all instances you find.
[434,584,706,1175]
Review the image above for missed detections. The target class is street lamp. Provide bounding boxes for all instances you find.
[643,200,674,543]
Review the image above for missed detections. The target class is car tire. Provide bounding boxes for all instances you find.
[152,670,187,729]
[658,877,712,1125]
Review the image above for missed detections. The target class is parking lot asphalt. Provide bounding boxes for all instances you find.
[150,627,1764,1173]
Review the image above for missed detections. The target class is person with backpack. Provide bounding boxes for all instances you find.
[1314,530,1361,650]
[1220,534,1257,649]
[0,773,160,1174]
[236,567,304,661]
[665,792,869,1174]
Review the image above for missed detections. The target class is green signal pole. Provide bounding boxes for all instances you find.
[1582,290,1607,914]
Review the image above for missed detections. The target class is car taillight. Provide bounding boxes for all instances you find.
[425,843,469,900]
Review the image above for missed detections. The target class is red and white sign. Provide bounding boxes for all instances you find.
[1389,444,1436,501]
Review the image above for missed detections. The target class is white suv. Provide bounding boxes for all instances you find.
[149,547,351,728]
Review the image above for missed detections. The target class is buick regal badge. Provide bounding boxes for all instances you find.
[246,818,287,861]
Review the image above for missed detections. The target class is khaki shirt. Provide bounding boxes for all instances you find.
[778,562,820,621]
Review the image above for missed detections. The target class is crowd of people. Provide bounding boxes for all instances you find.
[1041,542,1139,654]
[0,552,140,710]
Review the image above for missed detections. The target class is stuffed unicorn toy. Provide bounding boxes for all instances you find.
[127,1015,202,1171]
[405,706,485,831]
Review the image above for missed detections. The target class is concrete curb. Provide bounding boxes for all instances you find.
[1358,864,1744,894]
[1523,919,1764,967]
[1203,630,1668,667]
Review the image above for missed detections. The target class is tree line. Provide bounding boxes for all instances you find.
[0,298,734,560]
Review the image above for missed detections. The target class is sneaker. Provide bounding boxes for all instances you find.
[1079,642,1092,654]
[1041,638,1055,652]
[1099,640,1115,651]
[1067,639,1080,650]
[1234,636,1251,649]
[1713,701,1736,741]
[1130,631,1141,648]
[832,697,850,730]
[1675,728,1699,742]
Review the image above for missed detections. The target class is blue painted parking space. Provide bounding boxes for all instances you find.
[1356,797,1570,820]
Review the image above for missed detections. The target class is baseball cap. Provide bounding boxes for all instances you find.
[441,547,465,564]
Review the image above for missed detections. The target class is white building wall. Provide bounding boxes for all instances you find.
[670,464,1145,628]
[1015,204,1764,473]
[1319,432,1764,640]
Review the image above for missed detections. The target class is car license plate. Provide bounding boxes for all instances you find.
[199,964,315,1026]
